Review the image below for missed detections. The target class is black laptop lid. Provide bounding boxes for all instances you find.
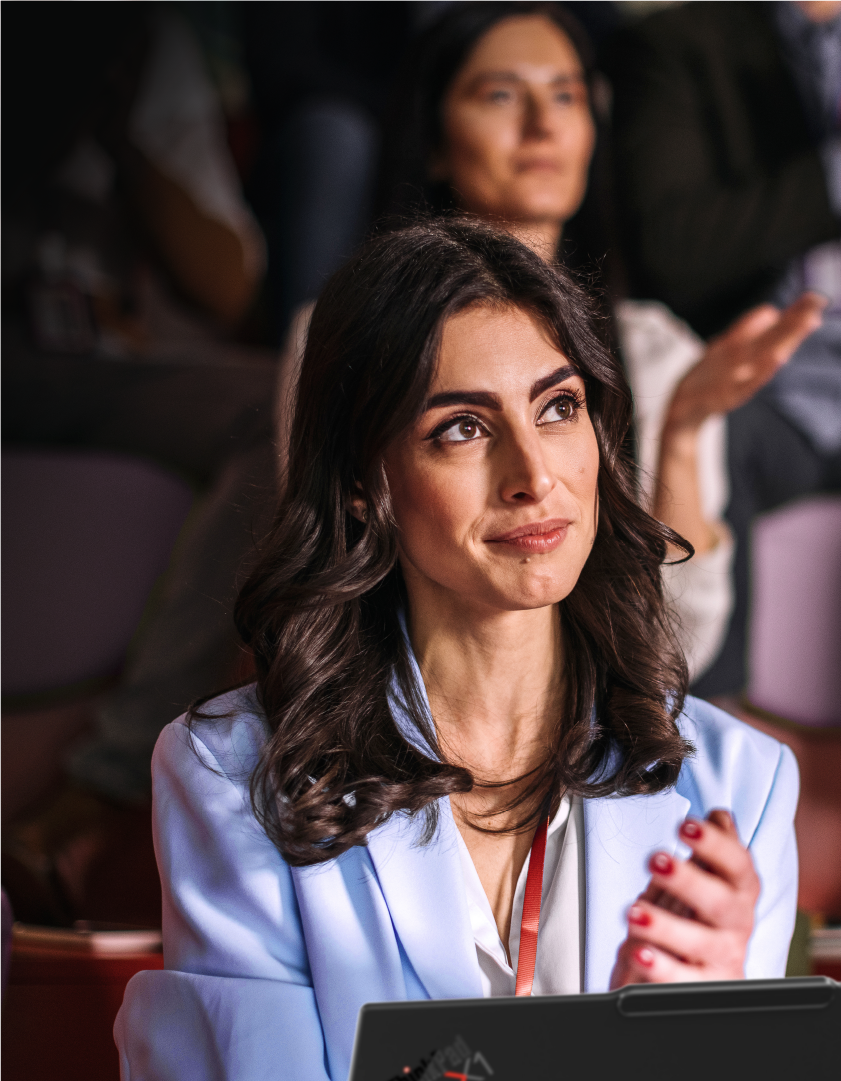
[349,977,838,1081]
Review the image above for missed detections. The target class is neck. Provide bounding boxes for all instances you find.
[404,573,563,788]
[503,219,563,263]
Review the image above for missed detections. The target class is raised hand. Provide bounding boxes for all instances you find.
[652,292,825,556]
[609,809,761,988]
[664,293,826,435]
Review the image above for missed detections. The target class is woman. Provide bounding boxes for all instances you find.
[117,220,797,1080]
[279,1,825,682]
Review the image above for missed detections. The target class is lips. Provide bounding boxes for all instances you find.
[485,518,572,553]
[515,159,562,174]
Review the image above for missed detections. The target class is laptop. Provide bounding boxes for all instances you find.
[349,977,838,1081]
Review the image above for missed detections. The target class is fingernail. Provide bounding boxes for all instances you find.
[650,852,674,875]
[628,905,651,927]
[681,819,702,840]
[635,947,655,967]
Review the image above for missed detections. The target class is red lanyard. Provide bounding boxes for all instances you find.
[514,814,549,996]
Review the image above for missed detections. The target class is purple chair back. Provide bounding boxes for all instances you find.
[2,450,193,697]
[748,495,841,726]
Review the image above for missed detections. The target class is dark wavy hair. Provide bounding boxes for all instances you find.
[377,1,623,295]
[227,218,691,867]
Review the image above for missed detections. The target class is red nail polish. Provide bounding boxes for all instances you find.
[635,947,655,967]
[681,820,702,840]
[628,906,651,927]
[650,852,674,875]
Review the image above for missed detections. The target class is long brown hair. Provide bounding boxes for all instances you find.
[225,218,691,867]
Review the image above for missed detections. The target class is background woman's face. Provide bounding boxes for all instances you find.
[437,15,596,228]
[383,304,600,614]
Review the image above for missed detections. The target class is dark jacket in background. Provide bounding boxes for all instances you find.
[606,1,840,337]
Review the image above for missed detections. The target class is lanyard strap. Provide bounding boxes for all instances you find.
[514,814,549,997]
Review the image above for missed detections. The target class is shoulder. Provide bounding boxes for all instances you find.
[675,696,799,843]
[615,2,765,54]
[615,299,704,406]
[154,683,269,791]
[615,299,703,372]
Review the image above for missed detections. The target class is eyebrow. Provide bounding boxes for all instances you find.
[529,364,578,401]
[424,365,579,413]
[467,71,585,88]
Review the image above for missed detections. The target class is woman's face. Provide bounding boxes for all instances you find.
[436,15,596,227]
[383,304,600,614]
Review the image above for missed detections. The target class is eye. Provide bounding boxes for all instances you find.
[429,415,487,443]
[538,392,582,425]
[486,87,515,104]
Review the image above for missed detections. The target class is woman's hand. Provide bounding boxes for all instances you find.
[652,292,825,555]
[609,810,761,988]
[664,292,826,435]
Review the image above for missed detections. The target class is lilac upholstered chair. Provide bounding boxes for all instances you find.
[2,449,194,699]
[747,495,841,727]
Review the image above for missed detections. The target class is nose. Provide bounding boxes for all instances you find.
[523,90,553,141]
[497,428,556,505]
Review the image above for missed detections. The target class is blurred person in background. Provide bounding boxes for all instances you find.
[606,0,841,697]
[277,1,826,688]
[2,2,275,924]
[241,1,421,342]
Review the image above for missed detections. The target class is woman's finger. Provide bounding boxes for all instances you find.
[626,900,746,973]
[612,938,710,987]
[752,292,825,366]
[715,303,781,346]
[678,813,760,895]
[647,850,754,932]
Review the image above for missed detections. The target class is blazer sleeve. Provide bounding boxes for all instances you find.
[743,742,800,979]
[115,718,331,1081]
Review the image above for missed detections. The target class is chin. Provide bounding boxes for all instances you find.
[493,569,581,612]
[512,187,581,222]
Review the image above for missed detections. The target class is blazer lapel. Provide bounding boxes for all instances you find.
[583,785,690,992]
[367,799,484,1001]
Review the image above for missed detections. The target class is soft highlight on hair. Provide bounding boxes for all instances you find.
[222,218,692,867]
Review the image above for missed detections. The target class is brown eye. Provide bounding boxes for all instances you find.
[539,395,580,425]
[433,415,486,442]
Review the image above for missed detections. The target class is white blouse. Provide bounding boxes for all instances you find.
[455,795,585,998]
[616,300,735,681]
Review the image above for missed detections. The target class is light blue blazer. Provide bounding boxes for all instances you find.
[115,682,798,1081]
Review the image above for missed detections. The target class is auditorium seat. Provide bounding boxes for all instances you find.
[747,495,841,727]
[2,448,193,821]
[715,495,841,921]
[2,927,164,1081]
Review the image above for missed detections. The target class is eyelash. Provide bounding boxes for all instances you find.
[426,389,585,442]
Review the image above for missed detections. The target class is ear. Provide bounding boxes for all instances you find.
[347,491,367,523]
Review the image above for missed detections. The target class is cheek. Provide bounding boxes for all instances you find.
[563,116,596,179]
[563,428,600,533]
[444,113,517,197]
[387,455,485,559]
